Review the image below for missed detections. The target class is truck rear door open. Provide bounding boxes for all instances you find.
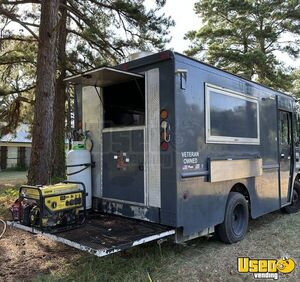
[5,67,176,258]
[8,214,175,257]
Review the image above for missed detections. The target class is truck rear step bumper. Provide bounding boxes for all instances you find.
[7,213,175,257]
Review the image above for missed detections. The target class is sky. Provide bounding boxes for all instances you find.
[148,0,202,53]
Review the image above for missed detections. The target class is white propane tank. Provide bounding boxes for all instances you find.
[67,145,92,209]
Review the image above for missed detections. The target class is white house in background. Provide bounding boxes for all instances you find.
[0,124,31,170]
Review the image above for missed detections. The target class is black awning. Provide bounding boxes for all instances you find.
[64,67,144,87]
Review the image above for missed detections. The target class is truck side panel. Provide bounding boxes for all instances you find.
[174,54,293,235]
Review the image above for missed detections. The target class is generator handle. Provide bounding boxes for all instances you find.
[19,185,43,200]
[62,181,87,219]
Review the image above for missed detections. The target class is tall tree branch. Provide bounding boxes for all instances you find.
[0,7,39,40]
[1,0,40,4]
[0,84,35,96]
[0,36,37,42]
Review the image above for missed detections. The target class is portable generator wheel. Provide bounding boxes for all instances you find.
[215,192,249,244]
[283,181,300,214]
[29,205,41,227]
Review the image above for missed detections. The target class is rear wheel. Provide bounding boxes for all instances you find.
[283,181,300,214]
[216,192,249,244]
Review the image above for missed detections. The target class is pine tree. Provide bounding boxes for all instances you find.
[27,0,60,185]
[293,69,300,97]
[185,0,300,92]
[0,38,36,136]
[0,0,173,184]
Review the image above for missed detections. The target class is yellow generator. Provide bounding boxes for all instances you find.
[12,182,86,232]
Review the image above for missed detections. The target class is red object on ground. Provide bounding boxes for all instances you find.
[10,199,22,221]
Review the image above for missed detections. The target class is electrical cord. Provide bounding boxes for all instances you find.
[0,219,7,239]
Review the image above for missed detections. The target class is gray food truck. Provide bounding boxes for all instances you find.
[10,51,300,257]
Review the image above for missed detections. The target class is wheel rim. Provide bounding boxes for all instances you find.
[231,203,246,237]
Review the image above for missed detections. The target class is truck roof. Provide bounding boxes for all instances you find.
[173,51,294,101]
[64,50,294,101]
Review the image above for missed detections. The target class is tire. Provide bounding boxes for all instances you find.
[215,192,249,244]
[283,181,300,214]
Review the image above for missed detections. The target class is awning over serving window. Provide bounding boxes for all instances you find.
[64,67,144,87]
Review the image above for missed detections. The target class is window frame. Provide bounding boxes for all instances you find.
[279,111,291,146]
[205,83,260,145]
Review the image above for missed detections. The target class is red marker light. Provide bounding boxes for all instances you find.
[161,142,169,151]
[159,51,171,60]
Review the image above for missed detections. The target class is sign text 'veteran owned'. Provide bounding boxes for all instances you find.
[181,151,199,164]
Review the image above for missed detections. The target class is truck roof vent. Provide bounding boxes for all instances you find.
[127,51,154,61]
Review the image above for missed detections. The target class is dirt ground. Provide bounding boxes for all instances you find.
[0,171,82,281]
[0,228,81,281]
[1,171,300,281]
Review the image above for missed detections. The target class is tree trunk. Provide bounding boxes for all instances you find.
[51,0,68,181]
[27,0,60,185]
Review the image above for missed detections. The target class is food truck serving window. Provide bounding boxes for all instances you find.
[103,79,145,128]
[205,84,260,145]
[63,67,145,129]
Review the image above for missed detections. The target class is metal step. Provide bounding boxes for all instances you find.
[7,213,175,257]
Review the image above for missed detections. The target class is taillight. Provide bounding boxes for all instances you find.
[161,141,169,151]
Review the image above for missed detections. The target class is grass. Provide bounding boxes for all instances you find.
[37,211,300,282]
[1,170,300,281]
[0,187,18,218]
[0,170,27,186]
[0,170,27,218]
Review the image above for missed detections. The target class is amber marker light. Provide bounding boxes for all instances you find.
[160,109,168,120]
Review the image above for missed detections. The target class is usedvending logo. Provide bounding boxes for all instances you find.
[237,257,296,280]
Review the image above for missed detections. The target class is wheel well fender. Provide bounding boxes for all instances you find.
[294,173,300,184]
[229,183,251,212]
